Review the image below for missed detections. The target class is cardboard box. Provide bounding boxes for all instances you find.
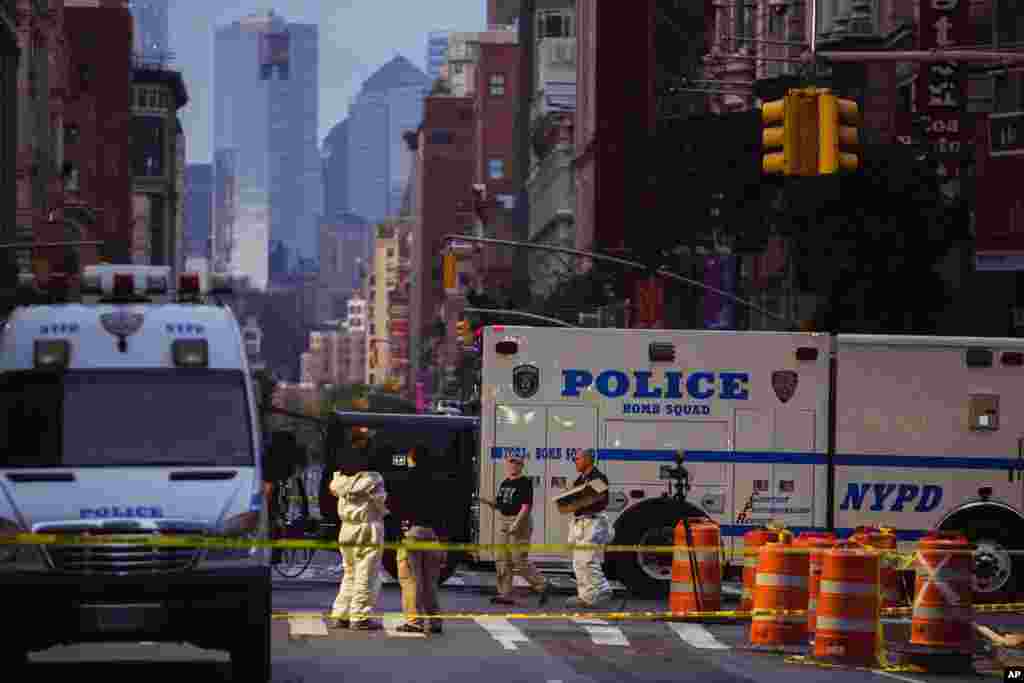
[554,478,609,515]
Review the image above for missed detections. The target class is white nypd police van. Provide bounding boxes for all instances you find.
[478,326,1024,600]
[0,265,270,680]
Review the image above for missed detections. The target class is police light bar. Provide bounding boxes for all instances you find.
[82,265,172,298]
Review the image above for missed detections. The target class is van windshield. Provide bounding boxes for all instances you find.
[0,370,254,468]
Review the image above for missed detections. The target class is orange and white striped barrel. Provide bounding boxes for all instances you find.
[796,531,837,637]
[851,526,903,607]
[749,531,809,647]
[910,531,974,650]
[813,542,880,667]
[742,527,782,612]
[670,519,722,615]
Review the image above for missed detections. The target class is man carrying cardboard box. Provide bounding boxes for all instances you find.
[560,448,613,608]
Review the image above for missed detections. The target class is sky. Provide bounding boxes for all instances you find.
[169,0,486,165]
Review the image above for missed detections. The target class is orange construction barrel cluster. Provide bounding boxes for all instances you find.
[813,541,882,667]
[670,518,722,615]
[851,526,902,608]
[797,531,837,637]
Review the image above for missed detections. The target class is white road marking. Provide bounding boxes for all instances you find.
[668,623,730,650]
[288,615,328,637]
[873,670,928,683]
[572,617,629,646]
[474,617,530,650]
[383,614,426,638]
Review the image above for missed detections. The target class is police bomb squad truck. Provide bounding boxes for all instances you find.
[0,266,271,681]
[469,325,1024,601]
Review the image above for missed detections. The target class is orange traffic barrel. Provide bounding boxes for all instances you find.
[910,531,974,651]
[796,531,837,638]
[813,541,881,667]
[670,518,722,615]
[749,531,809,648]
[742,527,782,611]
[851,526,903,608]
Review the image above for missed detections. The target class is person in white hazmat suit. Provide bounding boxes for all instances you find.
[327,429,388,631]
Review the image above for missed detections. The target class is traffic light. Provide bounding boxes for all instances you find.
[818,93,859,174]
[762,88,820,177]
[762,88,858,177]
[455,319,472,345]
[442,252,457,291]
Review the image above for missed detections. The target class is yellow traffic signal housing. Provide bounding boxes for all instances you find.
[442,253,457,290]
[818,94,860,174]
[762,89,821,177]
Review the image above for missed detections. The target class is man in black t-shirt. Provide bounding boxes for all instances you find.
[479,453,549,606]
[565,448,614,608]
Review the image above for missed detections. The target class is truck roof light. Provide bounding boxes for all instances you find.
[649,342,676,363]
[34,339,71,369]
[81,271,102,295]
[495,340,518,355]
[1002,352,1023,367]
[795,347,819,361]
[178,273,201,299]
[966,347,993,368]
[210,273,233,295]
[172,339,208,367]
[112,273,135,298]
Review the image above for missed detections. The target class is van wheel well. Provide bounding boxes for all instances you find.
[938,504,1024,598]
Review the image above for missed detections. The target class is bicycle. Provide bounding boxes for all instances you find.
[271,475,317,579]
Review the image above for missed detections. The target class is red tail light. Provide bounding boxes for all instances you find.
[179,273,200,295]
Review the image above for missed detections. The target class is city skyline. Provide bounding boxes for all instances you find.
[168,0,486,164]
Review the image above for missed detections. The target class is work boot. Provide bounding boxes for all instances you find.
[430,621,443,634]
[537,584,550,607]
[565,596,592,609]
[395,623,425,634]
[350,619,383,631]
[490,596,516,606]
[326,617,349,629]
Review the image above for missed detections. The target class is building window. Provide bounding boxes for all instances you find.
[489,73,506,96]
[132,115,165,177]
[488,158,505,180]
[64,124,80,145]
[538,10,574,38]
[63,163,80,192]
[78,65,92,93]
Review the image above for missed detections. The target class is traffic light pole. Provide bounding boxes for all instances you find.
[443,234,795,326]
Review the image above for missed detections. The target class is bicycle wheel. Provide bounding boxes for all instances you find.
[273,546,314,578]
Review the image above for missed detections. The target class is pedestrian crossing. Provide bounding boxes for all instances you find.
[284,612,743,652]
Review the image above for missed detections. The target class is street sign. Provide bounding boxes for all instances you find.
[989,112,1024,158]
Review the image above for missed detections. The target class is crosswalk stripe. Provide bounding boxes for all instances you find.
[668,623,730,650]
[288,615,328,637]
[474,617,530,650]
[572,617,630,646]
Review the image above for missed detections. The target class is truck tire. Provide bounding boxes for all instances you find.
[940,506,1024,603]
[609,501,709,598]
[231,578,272,683]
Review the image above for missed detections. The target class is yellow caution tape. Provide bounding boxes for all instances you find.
[0,532,999,559]
[784,654,928,675]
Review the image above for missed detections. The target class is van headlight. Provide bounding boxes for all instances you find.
[0,518,47,571]
[204,511,264,563]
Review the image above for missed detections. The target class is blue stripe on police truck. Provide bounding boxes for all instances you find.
[489,447,1017,470]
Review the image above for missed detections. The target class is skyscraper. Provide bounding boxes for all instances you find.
[127,0,170,64]
[426,31,449,81]
[212,10,322,290]
[184,164,213,260]
[347,56,431,227]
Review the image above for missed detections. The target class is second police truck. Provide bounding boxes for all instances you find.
[475,326,1024,600]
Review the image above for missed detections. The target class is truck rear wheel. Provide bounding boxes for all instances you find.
[609,501,709,598]
[939,507,1024,602]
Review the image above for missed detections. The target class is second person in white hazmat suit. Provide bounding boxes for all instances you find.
[327,428,388,630]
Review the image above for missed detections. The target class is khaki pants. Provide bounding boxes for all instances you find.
[331,521,384,623]
[397,526,443,628]
[569,514,613,605]
[496,514,547,598]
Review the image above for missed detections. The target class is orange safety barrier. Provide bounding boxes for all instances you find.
[742,527,782,612]
[670,518,722,614]
[851,525,903,608]
[796,531,837,638]
[813,541,881,667]
[910,531,974,651]
[750,531,809,647]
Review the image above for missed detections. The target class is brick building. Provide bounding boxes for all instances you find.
[1,1,16,270]
[62,2,134,269]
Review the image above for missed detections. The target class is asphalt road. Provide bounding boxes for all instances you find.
[22,565,1024,683]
